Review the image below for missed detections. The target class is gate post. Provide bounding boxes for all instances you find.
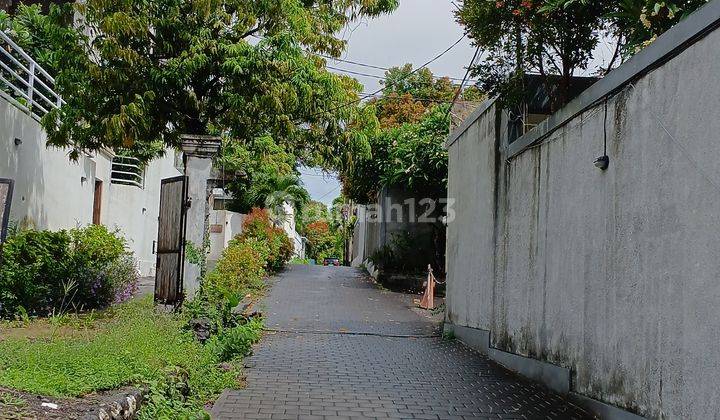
[0,178,14,244]
[180,135,221,299]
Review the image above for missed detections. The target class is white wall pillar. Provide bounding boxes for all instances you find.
[180,135,221,299]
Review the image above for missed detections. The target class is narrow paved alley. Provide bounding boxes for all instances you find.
[211,265,592,420]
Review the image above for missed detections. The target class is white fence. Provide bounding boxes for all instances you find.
[0,30,63,121]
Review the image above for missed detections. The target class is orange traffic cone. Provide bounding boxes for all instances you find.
[418,265,435,310]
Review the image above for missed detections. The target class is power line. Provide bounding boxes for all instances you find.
[297,35,468,122]
[326,65,388,80]
[318,55,388,71]
[315,184,342,201]
[327,65,480,85]
[254,33,476,83]
[321,56,478,83]
[360,92,457,104]
[446,45,482,120]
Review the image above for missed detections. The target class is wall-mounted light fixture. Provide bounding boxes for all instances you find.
[594,155,610,170]
[13,137,22,146]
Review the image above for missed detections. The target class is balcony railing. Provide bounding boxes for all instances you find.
[0,30,63,121]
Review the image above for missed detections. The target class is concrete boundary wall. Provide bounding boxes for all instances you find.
[445,4,720,419]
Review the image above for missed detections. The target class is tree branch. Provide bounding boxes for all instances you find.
[603,36,623,75]
[242,22,265,39]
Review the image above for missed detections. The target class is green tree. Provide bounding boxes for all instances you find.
[297,200,330,235]
[341,104,451,204]
[4,0,398,161]
[456,0,607,110]
[262,175,311,222]
[543,0,708,56]
[373,64,483,128]
[339,66,475,204]
[215,135,295,213]
[305,220,336,261]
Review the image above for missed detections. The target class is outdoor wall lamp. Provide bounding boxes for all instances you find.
[14,137,22,146]
[594,155,609,170]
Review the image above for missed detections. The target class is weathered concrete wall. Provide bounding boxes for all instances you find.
[349,184,441,275]
[445,17,720,420]
[0,97,181,276]
[0,98,98,230]
[445,101,498,329]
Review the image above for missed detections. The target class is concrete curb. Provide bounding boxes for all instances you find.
[80,388,146,420]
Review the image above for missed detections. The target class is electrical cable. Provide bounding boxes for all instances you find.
[322,59,478,83]
[627,83,720,193]
[295,35,468,122]
[603,98,608,157]
[445,45,482,121]
[314,183,342,201]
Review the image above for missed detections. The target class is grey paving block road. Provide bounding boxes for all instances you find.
[211,265,593,420]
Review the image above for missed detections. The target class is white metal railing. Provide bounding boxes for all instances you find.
[0,30,63,122]
[111,156,144,188]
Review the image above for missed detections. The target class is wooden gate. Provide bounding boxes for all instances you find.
[0,178,13,243]
[154,176,188,305]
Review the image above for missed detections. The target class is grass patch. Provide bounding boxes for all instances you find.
[0,391,26,408]
[0,296,261,418]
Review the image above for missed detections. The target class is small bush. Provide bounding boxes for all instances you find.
[207,317,263,362]
[197,208,291,319]
[239,208,293,273]
[203,238,267,304]
[0,225,138,317]
[368,232,426,273]
[0,229,72,317]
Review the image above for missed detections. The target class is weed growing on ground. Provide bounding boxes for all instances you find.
[442,330,456,341]
[0,296,256,418]
[207,317,264,362]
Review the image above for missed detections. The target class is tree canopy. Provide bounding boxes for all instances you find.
[4,0,398,161]
[456,0,606,110]
[457,0,709,109]
[542,0,709,55]
[339,65,482,204]
[371,64,483,128]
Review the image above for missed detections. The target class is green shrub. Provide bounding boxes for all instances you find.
[197,208,292,315]
[203,238,267,304]
[0,229,72,317]
[69,224,125,268]
[207,317,263,362]
[0,225,137,317]
[239,208,292,272]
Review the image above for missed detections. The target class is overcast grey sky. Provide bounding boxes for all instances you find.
[301,0,474,206]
